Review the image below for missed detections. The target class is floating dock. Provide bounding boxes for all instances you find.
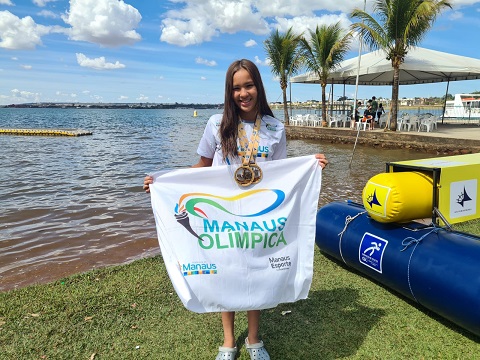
[0,128,93,136]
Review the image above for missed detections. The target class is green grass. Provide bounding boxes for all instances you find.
[1,222,479,360]
[452,218,480,236]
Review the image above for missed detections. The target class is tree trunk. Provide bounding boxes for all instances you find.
[390,63,400,131]
[283,87,289,125]
[321,83,327,123]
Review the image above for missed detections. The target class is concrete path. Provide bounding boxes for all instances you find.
[377,122,480,140]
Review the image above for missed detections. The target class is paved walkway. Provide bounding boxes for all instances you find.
[381,122,480,140]
[367,123,480,141]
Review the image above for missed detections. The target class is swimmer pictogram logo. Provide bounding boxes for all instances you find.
[359,233,388,273]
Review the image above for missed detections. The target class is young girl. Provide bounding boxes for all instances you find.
[144,59,328,360]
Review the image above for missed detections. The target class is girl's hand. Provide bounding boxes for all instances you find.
[143,175,153,193]
[315,154,328,169]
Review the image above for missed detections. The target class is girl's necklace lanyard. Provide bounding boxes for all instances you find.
[238,114,261,165]
[233,114,263,186]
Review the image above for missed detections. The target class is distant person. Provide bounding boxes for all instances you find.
[362,111,374,130]
[352,101,363,128]
[371,96,378,120]
[364,101,373,117]
[377,103,386,125]
[143,58,328,360]
[362,100,374,130]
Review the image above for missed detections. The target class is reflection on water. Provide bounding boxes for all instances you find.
[0,108,434,291]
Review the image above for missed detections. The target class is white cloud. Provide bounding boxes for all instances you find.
[449,11,463,20]
[76,53,126,70]
[254,56,269,66]
[118,95,128,100]
[273,13,352,40]
[54,92,77,98]
[255,0,358,16]
[11,56,18,60]
[137,94,149,101]
[160,18,218,47]
[62,0,142,47]
[196,57,217,66]
[449,0,480,6]
[33,0,59,6]
[160,1,269,46]
[159,0,363,47]
[0,10,50,49]
[20,64,32,69]
[0,0,14,5]
[201,76,207,80]
[37,10,60,19]
[11,89,41,102]
[244,39,257,47]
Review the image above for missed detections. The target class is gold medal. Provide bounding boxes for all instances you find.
[249,163,263,184]
[234,165,254,186]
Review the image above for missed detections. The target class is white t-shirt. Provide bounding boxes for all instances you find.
[197,113,287,166]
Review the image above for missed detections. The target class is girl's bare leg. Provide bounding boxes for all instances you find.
[246,310,261,344]
[221,311,236,348]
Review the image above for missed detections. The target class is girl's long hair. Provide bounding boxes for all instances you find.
[220,59,274,160]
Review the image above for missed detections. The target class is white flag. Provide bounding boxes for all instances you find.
[150,155,322,313]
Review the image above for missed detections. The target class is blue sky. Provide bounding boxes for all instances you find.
[1,0,480,105]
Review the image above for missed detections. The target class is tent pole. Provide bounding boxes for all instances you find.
[289,81,292,119]
[330,82,334,117]
[442,80,450,124]
[348,0,366,169]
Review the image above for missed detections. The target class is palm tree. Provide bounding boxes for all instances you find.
[351,0,451,131]
[264,28,303,125]
[299,23,351,124]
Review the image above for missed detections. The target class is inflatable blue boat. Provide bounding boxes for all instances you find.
[315,200,480,337]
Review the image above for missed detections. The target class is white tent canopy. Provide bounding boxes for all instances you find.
[290,47,480,86]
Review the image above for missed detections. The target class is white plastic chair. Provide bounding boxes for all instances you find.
[360,115,374,130]
[379,113,388,128]
[397,118,404,131]
[327,114,339,128]
[418,118,434,132]
[340,114,351,128]
[397,114,410,131]
[404,115,418,131]
[309,114,322,127]
[356,120,368,131]
[293,114,304,125]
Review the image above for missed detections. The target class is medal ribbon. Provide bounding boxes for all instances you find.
[237,114,261,166]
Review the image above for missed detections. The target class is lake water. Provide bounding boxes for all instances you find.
[0,108,436,291]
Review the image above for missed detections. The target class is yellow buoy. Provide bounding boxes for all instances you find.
[362,171,433,223]
[193,110,198,117]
